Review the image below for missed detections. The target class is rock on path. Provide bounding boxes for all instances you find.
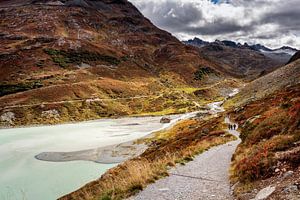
[131,120,240,200]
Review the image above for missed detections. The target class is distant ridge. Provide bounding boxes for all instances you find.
[183,38,289,80]
[183,37,298,57]
[287,50,300,64]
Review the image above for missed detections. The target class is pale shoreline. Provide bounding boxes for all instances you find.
[0,110,190,130]
[35,139,149,164]
[34,112,202,164]
[33,89,240,164]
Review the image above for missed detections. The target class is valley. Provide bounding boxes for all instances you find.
[0,0,299,200]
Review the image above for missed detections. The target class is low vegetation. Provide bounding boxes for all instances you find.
[44,48,120,68]
[60,116,236,200]
[194,66,218,81]
[1,78,239,127]
[229,84,300,196]
[0,81,43,97]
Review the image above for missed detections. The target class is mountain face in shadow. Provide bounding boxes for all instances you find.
[184,38,298,80]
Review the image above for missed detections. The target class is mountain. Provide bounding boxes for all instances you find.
[225,57,300,108]
[184,38,298,64]
[247,43,272,52]
[287,50,300,64]
[184,37,209,48]
[0,0,238,127]
[187,40,282,80]
[259,46,298,64]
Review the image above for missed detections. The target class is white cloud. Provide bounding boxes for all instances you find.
[129,0,300,49]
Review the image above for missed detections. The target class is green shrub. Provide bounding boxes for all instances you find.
[44,48,121,68]
[194,67,217,80]
[100,195,112,200]
[0,81,43,97]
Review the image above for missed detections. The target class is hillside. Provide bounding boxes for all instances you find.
[288,50,300,64]
[0,1,299,200]
[0,0,238,127]
[226,59,300,199]
[225,59,300,108]
[184,39,287,80]
[58,58,300,200]
[229,83,300,199]
[184,38,298,65]
[198,42,282,80]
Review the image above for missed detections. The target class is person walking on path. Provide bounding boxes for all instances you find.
[233,124,236,130]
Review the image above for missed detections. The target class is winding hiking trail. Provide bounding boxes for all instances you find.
[131,117,241,200]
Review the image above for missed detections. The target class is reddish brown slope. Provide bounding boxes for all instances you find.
[0,0,220,86]
[0,0,232,126]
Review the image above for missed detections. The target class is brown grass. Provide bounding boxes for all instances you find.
[230,84,300,184]
[60,116,236,200]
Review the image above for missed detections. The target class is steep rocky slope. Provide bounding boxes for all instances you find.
[184,38,298,80]
[184,38,298,65]
[288,50,300,64]
[225,59,300,108]
[0,0,236,126]
[198,42,281,80]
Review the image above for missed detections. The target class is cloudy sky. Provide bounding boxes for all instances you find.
[130,0,300,49]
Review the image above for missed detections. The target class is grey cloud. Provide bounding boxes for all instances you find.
[130,0,300,48]
[184,20,252,36]
[137,1,203,32]
[261,7,300,31]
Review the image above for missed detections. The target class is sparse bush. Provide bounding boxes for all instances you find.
[194,67,217,80]
[100,195,112,200]
[44,48,120,68]
[0,81,43,97]
[280,103,292,109]
[234,145,274,182]
[61,118,235,200]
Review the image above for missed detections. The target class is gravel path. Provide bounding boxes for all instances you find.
[131,119,241,200]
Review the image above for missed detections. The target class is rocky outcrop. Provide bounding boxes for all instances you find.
[275,146,300,162]
[160,117,171,123]
[41,109,60,120]
[252,186,276,200]
[287,50,300,64]
[0,111,15,125]
[227,59,300,107]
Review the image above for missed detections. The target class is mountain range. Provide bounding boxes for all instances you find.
[184,37,298,64]
[183,37,298,80]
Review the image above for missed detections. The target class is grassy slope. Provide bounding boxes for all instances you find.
[230,84,300,181]
[228,84,300,198]
[222,59,300,199]
[0,78,240,127]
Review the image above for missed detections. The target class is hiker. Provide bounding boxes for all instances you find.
[228,124,231,130]
[233,124,237,130]
[229,124,232,130]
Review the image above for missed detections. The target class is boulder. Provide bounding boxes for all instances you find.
[160,117,171,124]
[0,111,15,125]
[283,184,298,194]
[253,185,276,200]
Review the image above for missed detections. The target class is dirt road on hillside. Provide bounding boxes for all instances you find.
[131,119,241,200]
